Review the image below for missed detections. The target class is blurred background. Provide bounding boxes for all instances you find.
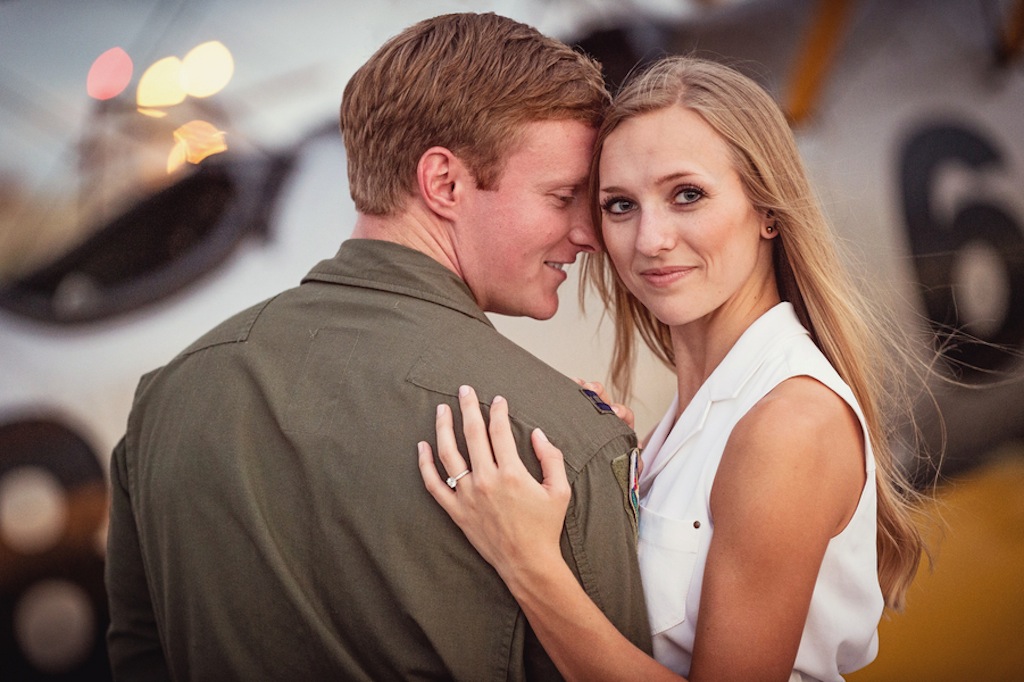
[1,0,1022,679]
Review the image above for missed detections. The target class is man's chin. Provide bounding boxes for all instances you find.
[490,297,559,320]
[525,293,560,320]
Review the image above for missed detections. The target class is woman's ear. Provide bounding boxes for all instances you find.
[417,147,469,220]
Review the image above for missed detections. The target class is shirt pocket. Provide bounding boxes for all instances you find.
[637,504,702,635]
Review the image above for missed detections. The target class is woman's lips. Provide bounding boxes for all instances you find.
[639,266,693,287]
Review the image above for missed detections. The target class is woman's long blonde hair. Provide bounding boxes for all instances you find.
[584,56,927,610]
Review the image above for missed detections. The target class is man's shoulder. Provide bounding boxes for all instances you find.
[178,295,281,357]
[411,321,637,467]
[130,295,282,405]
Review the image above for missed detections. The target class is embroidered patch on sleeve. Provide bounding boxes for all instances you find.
[580,387,615,415]
[611,447,641,541]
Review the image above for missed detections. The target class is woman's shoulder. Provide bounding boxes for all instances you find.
[734,376,863,469]
[754,374,857,429]
[716,376,866,534]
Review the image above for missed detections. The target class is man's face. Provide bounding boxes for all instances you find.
[456,119,599,319]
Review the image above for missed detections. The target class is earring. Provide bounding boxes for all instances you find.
[766,224,775,234]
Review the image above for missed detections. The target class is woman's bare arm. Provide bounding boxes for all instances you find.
[690,376,866,681]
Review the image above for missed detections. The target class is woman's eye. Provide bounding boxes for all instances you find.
[674,187,704,204]
[602,197,634,214]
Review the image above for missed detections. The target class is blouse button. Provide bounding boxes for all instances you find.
[693,520,701,529]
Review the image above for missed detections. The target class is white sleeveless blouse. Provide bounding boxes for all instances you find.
[637,302,883,682]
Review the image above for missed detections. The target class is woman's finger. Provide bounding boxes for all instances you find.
[417,441,460,513]
[531,428,571,503]
[610,403,635,430]
[434,401,469,480]
[487,395,521,469]
[580,380,614,409]
[458,385,498,474]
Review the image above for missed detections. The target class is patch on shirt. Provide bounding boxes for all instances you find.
[628,447,640,514]
[580,387,616,415]
[611,447,641,542]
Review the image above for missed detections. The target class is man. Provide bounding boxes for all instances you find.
[106,12,651,680]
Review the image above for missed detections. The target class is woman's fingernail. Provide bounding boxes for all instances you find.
[459,385,470,397]
[437,404,445,417]
[534,427,549,443]
[492,395,505,406]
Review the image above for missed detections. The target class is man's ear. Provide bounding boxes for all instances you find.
[417,146,471,220]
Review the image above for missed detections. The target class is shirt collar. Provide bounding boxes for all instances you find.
[302,239,491,326]
[703,301,809,403]
[639,302,810,489]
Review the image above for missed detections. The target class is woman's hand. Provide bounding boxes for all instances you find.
[574,378,635,431]
[419,386,680,682]
[417,385,570,581]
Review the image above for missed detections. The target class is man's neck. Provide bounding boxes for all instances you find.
[351,209,462,280]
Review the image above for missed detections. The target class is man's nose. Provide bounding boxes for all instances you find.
[568,201,599,253]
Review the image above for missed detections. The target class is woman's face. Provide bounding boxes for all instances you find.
[598,105,777,331]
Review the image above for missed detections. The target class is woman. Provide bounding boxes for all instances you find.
[417,56,926,681]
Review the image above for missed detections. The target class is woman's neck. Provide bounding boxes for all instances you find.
[669,290,781,417]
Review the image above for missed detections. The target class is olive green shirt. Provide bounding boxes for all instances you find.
[106,239,651,681]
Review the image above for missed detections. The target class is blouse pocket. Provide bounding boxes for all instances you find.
[637,504,703,635]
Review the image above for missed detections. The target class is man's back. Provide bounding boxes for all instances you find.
[106,241,650,680]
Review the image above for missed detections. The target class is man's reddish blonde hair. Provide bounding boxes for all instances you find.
[340,12,609,215]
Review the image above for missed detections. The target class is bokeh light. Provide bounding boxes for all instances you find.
[181,41,234,98]
[136,56,187,109]
[135,42,234,163]
[167,120,228,173]
[0,466,68,555]
[14,580,96,674]
[86,47,133,101]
